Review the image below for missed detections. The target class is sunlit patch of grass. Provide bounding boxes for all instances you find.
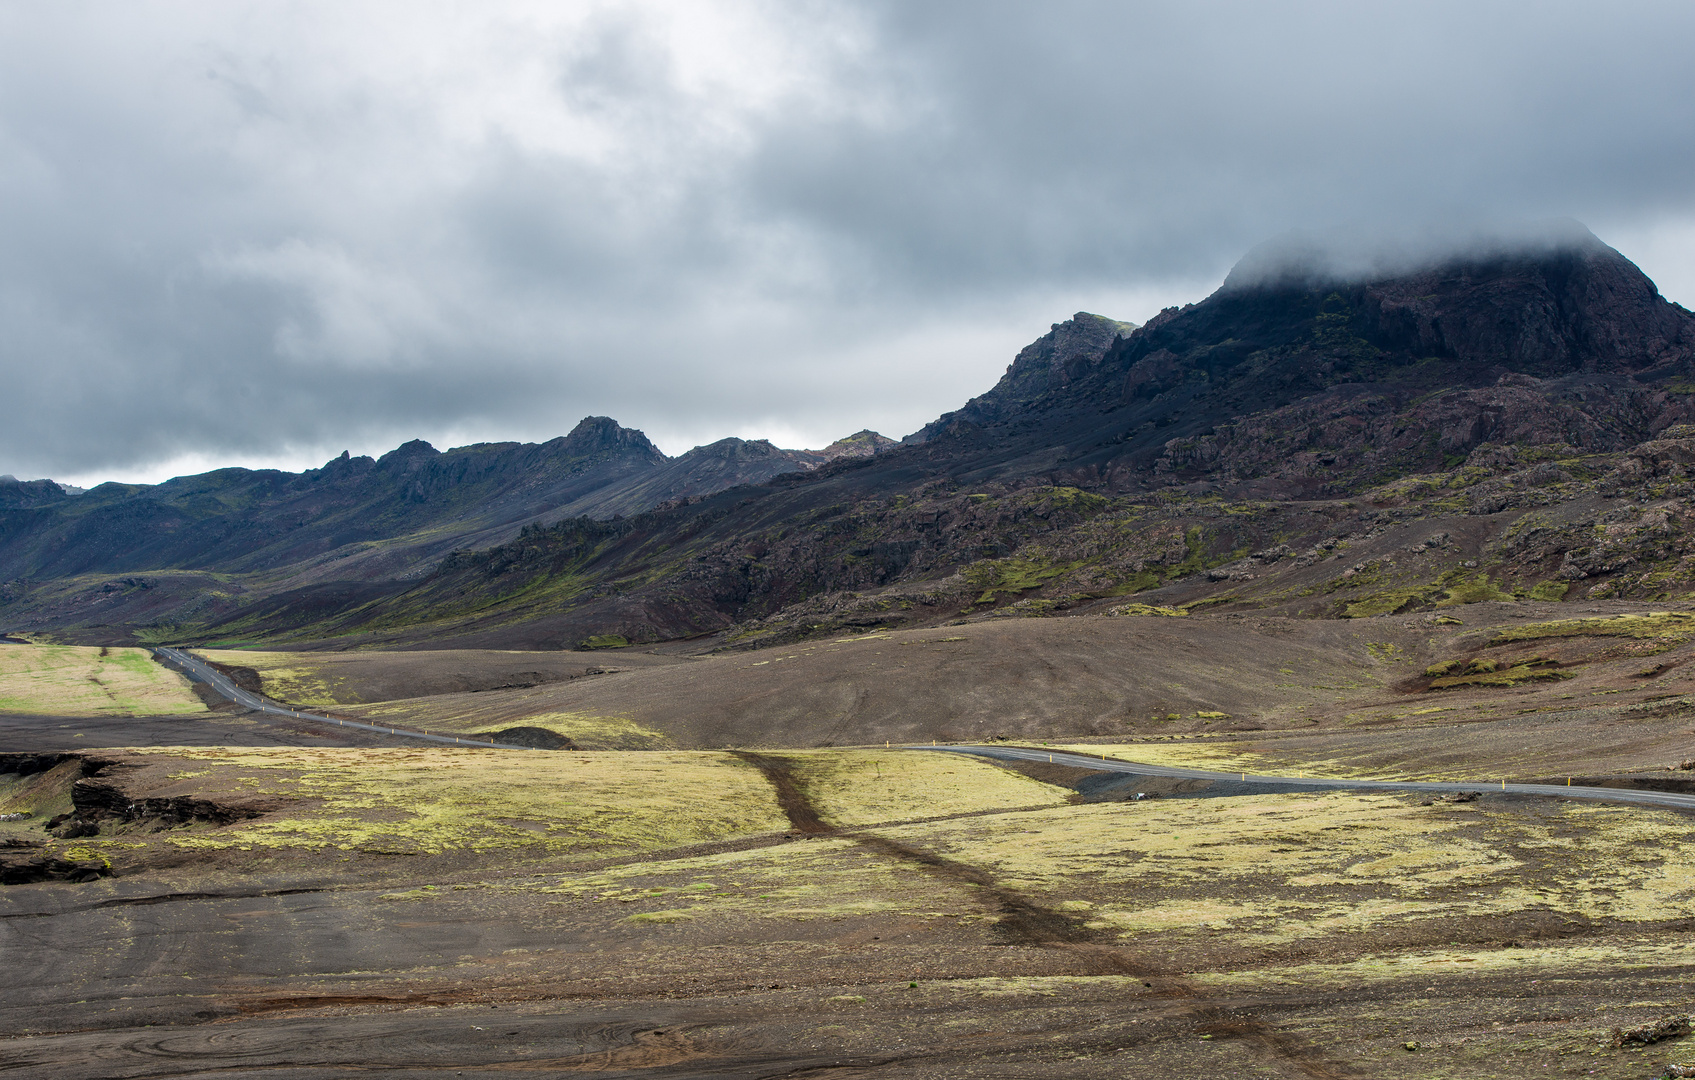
[0,645,205,716]
[528,837,976,923]
[334,696,675,749]
[1192,940,1695,989]
[971,976,1137,996]
[129,747,787,857]
[1493,611,1695,645]
[1052,741,1276,774]
[1107,603,1187,617]
[785,749,1069,827]
[1054,741,1441,782]
[197,650,351,706]
[876,792,1695,949]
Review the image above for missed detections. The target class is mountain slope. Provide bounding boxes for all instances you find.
[0,418,891,589]
[547,438,830,521]
[10,224,1695,648]
[897,224,1695,493]
[0,417,667,582]
[228,225,1695,650]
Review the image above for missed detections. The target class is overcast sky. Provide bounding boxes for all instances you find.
[4,1,1695,486]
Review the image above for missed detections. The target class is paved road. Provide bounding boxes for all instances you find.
[924,744,1695,812]
[155,647,530,751]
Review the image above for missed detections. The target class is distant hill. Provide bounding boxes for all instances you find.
[0,416,893,587]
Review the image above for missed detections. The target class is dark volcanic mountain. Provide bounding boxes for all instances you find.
[0,417,662,582]
[8,224,1695,648]
[899,224,1695,493]
[0,418,876,587]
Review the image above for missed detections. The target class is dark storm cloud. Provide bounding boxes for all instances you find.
[2,1,1694,483]
[754,2,1695,286]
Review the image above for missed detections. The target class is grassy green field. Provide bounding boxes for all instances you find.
[119,747,787,858]
[0,645,205,716]
[348,700,678,749]
[782,748,1068,826]
[195,649,352,706]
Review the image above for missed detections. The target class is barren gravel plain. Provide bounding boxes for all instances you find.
[6,607,1695,1078]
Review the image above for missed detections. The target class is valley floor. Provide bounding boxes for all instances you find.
[4,731,1695,1077]
[6,609,1695,1078]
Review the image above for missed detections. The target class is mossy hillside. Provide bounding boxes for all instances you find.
[1526,580,1569,601]
[0,645,205,716]
[186,519,633,648]
[173,482,1331,650]
[1106,602,1187,617]
[128,747,788,858]
[24,398,1695,654]
[360,564,596,634]
[1427,655,1575,690]
[581,634,630,649]
[1339,569,1516,619]
[962,554,1078,605]
[148,473,1586,652]
[781,749,1069,827]
[1492,611,1695,645]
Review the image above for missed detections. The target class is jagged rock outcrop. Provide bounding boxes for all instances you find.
[902,224,1695,495]
[812,430,897,461]
[559,437,827,520]
[0,476,69,510]
[911,312,1139,441]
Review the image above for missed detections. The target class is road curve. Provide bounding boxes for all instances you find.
[921,744,1695,813]
[154,647,531,751]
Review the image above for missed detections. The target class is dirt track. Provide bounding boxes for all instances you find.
[741,752,1353,1078]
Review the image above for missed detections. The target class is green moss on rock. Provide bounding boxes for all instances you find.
[1492,611,1695,645]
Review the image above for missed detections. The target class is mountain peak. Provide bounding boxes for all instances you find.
[910,311,1137,443]
[560,416,665,462]
[812,430,896,461]
[377,439,439,463]
[1219,219,1610,294]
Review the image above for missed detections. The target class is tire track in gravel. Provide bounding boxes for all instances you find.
[732,750,1359,1080]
